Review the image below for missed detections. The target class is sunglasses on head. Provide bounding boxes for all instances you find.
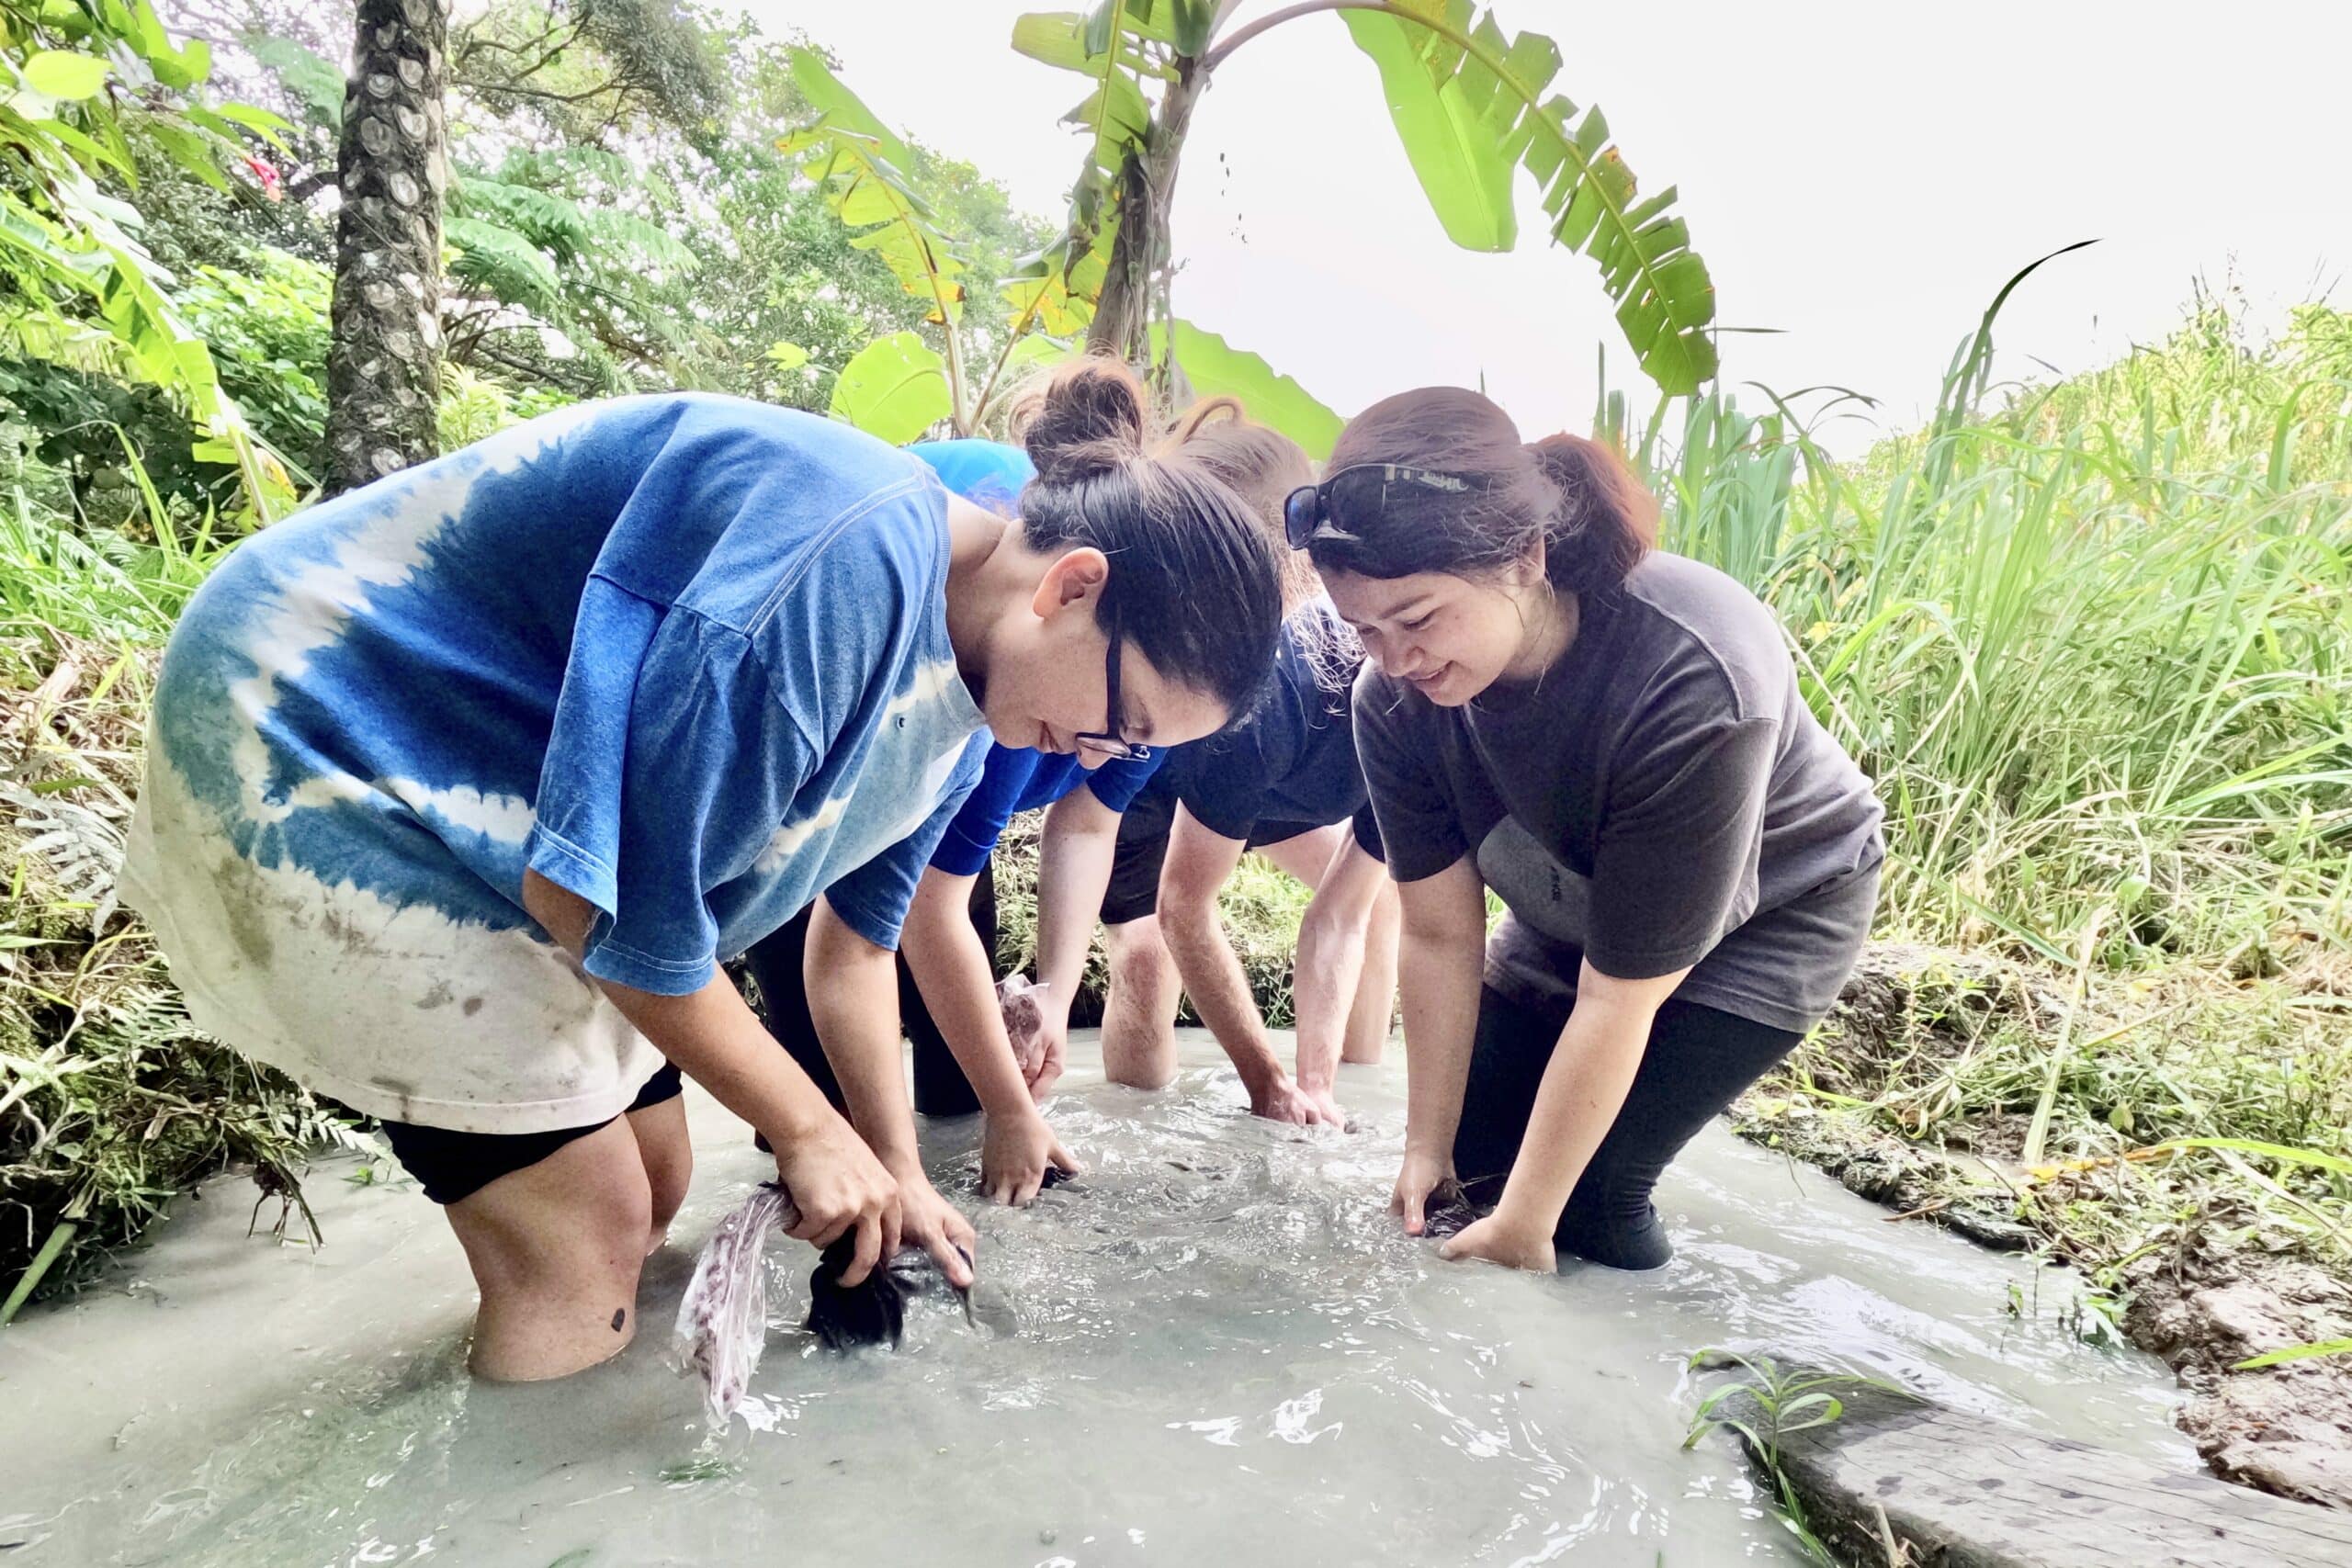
[1283,463,1481,550]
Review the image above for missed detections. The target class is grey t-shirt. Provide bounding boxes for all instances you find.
[1353,551,1884,1032]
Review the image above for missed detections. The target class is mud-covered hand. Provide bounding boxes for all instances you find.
[1388,1146,1456,1236]
[981,1106,1080,1206]
[770,1110,900,1287]
[892,1168,978,1290]
[1437,1208,1556,1273]
[1249,1071,1342,1127]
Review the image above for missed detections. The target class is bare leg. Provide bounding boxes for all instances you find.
[1101,915,1181,1089]
[445,1118,656,1382]
[626,1093,693,1252]
[1343,879,1400,1065]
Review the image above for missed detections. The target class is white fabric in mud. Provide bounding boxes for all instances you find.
[121,394,985,1134]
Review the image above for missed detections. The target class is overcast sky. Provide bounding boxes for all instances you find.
[741,0,2346,451]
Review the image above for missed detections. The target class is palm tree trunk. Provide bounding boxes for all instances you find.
[323,0,450,497]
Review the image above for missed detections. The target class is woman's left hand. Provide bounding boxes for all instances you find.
[1437,1208,1556,1273]
[892,1169,978,1289]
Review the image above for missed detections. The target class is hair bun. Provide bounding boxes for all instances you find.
[1021,356,1150,486]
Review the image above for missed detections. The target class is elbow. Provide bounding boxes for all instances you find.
[809,898,891,969]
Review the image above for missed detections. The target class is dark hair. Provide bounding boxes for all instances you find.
[1304,386,1657,598]
[1014,358,1284,715]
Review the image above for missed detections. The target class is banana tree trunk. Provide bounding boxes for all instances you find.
[324,0,449,497]
[1085,52,1208,378]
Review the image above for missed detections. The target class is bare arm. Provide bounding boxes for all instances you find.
[898,867,1037,1121]
[1034,786,1121,1025]
[897,866,1079,1204]
[1157,803,1328,1122]
[1440,959,1685,1271]
[1388,856,1487,1233]
[805,897,977,1282]
[520,868,899,1281]
[1290,838,1388,1103]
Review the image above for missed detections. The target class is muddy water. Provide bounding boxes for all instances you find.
[1,1032,2192,1566]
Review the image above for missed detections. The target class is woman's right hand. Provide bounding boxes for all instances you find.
[769,1108,900,1285]
[1390,1145,1457,1236]
[981,1106,1080,1206]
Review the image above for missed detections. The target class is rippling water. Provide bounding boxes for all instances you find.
[0,1033,2191,1566]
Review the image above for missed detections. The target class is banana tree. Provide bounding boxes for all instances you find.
[776,50,1071,443]
[1013,0,1720,401]
[782,42,1343,457]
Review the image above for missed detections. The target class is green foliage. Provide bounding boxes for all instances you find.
[829,330,950,446]
[242,36,342,130]
[1148,317,1343,459]
[1006,3,1174,342]
[777,47,1064,438]
[1684,1350,1877,1564]
[0,469,349,1307]
[1651,287,2352,967]
[1340,8,1516,251]
[175,248,332,478]
[1332,1,1716,393]
[0,0,295,517]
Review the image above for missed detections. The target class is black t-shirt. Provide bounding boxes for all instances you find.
[1353,552,1883,1032]
[1163,607,1382,857]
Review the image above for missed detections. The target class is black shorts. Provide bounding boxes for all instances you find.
[1099,786,1385,926]
[378,1062,685,1206]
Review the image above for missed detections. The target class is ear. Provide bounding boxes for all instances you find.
[1508,536,1549,591]
[1030,546,1111,619]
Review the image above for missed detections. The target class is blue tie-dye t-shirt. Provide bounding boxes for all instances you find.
[134,393,987,1002]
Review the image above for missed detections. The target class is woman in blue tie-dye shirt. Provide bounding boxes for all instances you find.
[120,360,1284,1381]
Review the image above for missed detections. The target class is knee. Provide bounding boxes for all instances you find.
[1553,1168,1672,1271]
[465,1168,653,1294]
[1105,922,1170,998]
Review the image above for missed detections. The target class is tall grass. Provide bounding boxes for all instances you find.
[0,464,350,1317]
[1641,274,2351,972]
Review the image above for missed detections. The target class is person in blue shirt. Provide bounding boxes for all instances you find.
[748,735,1162,1202]
[742,437,1156,1205]
[749,408,1318,1204]
[119,360,1284,1382]
[1069,417,1398,1127]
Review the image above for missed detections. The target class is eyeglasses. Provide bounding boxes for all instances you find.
[1073,602,1151,763]
[1283,463,1481,549]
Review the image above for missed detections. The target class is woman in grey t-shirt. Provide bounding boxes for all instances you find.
[1291,387,1883,1272]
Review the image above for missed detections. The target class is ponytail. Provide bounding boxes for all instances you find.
[1305,386,1657,600]
[1526,432,1657,596]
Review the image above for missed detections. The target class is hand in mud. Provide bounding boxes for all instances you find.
[770,1111,900,1287]
[1438,1209,1556,1274]
[1298,1081,1346,1127]
[1250,1072,1342,1127]
[892,1169,978,1291]
[1025,1018,1068,1102]
[1390,1147,1457,1236]
[981,1107,1080,1207]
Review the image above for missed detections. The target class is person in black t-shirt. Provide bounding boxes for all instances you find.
[1120,606,1398,1125]
[1295,388,1883,1273]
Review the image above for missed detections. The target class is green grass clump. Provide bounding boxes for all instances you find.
[1650,284,2350,968]
[0,470,351,1314]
